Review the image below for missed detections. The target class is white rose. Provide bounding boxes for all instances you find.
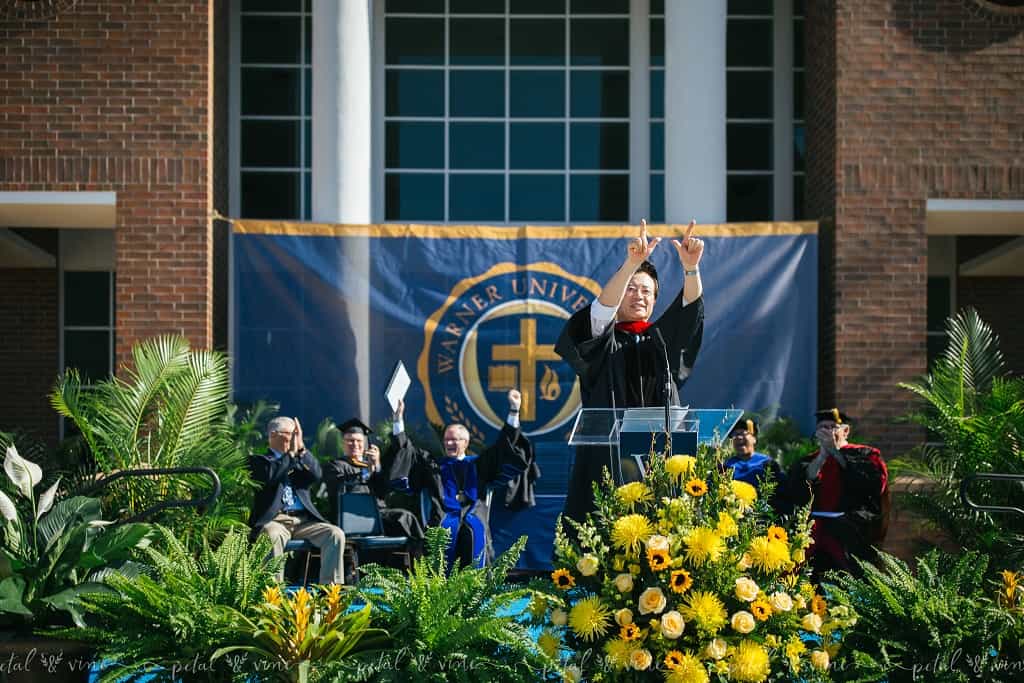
[660,610,685,639]
[646,534,671,552]
[630,649,653,671]
[615,608,634,626]
[734,577,760,602]
[705,638,728,660]
[577,554,599,577]
[637,587,667,615]
[737,552,753,570]
[613,573,634,593]
[810,649,830,671]
[731,610,756,634]
[550,608,568,626]
[801,613,823,633]
[769,591,793,612]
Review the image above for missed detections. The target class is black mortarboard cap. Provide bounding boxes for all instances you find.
[814,408,852,425]
[729,417,758,437]
[339,418,373,436]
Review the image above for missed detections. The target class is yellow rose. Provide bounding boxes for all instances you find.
[628,563,642,575]
[734,577,760,602]
[551,608,568,626]
[630,648,653,671]
[801,613,823,633]
[660,610,685,639]
[810,649,830,671]
[638,587,667,615]
[769,591,793,612]
[794,595,807,610]
[646,534,671,552]
[792,548,806,563]
[613,573,634,593]
[730,610,756,634]
[577,554,599,577]
[615,608,634,626]
[705,637,728,660]
[737,553,753,570]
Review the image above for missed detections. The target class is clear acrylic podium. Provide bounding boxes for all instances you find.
[567,407,745,484]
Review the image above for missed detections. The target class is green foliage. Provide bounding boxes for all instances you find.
[829,550,1020,683]
[896,308,1024,563]
[337,526,557,682]
[60,526,283,683]
[225,400,279,456]
[51,336,253,547]
[748,413,820,470]
[0,446,152,629]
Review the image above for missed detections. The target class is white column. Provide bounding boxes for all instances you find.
[629,0,650,224]
[664,1,727,223]
[313,0,373,417]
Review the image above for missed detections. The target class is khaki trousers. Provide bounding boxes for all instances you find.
[261,512,346,585]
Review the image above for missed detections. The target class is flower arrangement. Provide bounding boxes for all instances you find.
[538,440,855,682]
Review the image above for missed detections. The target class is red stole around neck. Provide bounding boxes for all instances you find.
[615,320,652,335]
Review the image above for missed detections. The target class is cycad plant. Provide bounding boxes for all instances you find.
[51,335,252,546]
[63,526,282,683]
[829,549,1019,683]
[897,308,1024,562]
[339,526,557,682]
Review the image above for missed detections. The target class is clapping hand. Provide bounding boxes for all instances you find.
[671,219,704,270]
[508,388,522,412]
[627,219,661,266]
[290,417,306,456]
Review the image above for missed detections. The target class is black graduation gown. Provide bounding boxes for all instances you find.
[386,423,539,568]
[325,457,425,542]
[555,287,704,523]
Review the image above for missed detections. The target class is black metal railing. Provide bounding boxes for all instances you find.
[960,472,1024,519]
[77,466,222,524]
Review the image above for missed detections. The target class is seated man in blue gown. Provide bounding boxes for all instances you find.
[386,389,539,569]
[723,417,784,506]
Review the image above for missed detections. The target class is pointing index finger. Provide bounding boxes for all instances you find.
[640,219,648,243]
[683,219,696,244]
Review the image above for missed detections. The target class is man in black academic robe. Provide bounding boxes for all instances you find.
[386,390,540,569]
[325,418,425,553]
[556,220,705,523]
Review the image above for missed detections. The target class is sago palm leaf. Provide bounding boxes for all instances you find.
[49,370,105,468]
[117,336,192,448]
[942,307,1004,398]
[156,349,231,466]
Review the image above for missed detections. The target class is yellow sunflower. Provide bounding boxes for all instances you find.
[647,547,671,571]
[670,568,694,594]
[680,591,728,634]
[750,599,773,621]
[568,596,612,642]
[684,527,725,566]
[616,481,653,508]
[747,536,790,572]
[611,514,654,554]
[620,622,642,641]
[685,478,708,497]
[811,594,827,616]
[665,652,710,683]
[551,568,576,590]
[767,525,789,543]
[729,640,772,683]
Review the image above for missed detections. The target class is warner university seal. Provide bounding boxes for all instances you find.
[418,263,601,442]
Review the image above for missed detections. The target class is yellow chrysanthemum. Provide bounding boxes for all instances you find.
[620,622,642,641]
[665,652,710,683]
[670,568,693,594]
[604,638,637,670]
[716,511,739,537]
[647,547,671,571]
[729,640,772,683]
[730,480,758,507]
[684,527,725,566]
[568,596,612,642]
[811,594,827,616]
[750,599,773,621]
[616,481,653,508]
[747,536,790,572]
[552,568,576,590]
[537,630,560,658]
[665,454,697,481]
[611,514,654,554]
[680,591,728,634]
[767,525,788,543]
[684,478,708,497]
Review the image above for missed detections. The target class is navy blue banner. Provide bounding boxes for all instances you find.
[232,222,818,568]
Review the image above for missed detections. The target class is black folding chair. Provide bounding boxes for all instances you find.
[337,491,412,578]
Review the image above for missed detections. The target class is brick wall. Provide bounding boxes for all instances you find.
[808,0,1024,455]
[0,269,57,441]
[0,1,213,385]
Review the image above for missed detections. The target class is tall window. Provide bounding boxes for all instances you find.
[384,0,632,223]
[62,271,114,384]
[793,0,805,219]
[237,0,312,220]
[649,0,664,223]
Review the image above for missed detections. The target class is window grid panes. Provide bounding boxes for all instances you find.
[726,1,773,222]
[793,8,805,220]
[384,0,631,223]
[239,0,312,220]
[62,271,114,386]
[649,9,664,223]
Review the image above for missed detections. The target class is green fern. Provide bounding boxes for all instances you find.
[330,526,557,682]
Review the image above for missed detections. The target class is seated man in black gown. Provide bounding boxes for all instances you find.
[556,219,705,523]
[326,418,425,555]
[387,390,539,569]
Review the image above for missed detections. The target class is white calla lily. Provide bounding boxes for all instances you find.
[4,446,42,499]
[35,477,61,520]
